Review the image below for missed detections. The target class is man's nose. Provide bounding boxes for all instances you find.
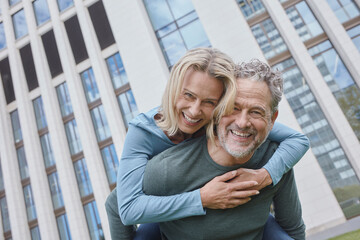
[235,111,251,128]
[188,100,201,116]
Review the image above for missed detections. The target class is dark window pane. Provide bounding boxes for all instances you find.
[20,44,39,91]
[42,30,63,78]
[64,15,88,64]
[88,0,115,50]
[0,58,15,104]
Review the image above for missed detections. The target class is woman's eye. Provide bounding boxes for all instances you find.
[184,92,193,98]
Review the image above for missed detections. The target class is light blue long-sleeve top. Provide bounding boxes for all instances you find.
[117,107,309,225]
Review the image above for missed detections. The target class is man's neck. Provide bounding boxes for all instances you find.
[207,138,253,166]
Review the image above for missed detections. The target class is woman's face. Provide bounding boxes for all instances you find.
[175,70,224,135]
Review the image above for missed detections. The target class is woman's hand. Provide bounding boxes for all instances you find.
[228,168,273,191]
[200,170,259,209]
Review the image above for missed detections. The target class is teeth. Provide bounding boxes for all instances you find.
[184,113,201,123]
[232,130,250,137]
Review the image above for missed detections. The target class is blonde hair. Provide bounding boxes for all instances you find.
[157,47,237,141]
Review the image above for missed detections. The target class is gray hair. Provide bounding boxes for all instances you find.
[235,59,283,113]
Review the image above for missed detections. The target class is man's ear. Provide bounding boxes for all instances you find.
[271,111,278,124]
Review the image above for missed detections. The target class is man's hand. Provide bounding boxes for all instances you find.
[200,171,259,209]
[228,168,272,191]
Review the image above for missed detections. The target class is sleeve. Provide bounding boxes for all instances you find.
[273,170,306,240]
[116,124,205,225]
[263,122,310,185]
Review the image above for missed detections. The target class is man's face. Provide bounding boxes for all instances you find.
[217,78,278,160]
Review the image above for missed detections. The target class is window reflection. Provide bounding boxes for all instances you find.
[90,105,111,142]
[106,53,128,89]
[118,90,139,129]
[84,201,103,240]
[33,0,51,26]
[23,185,37,221]
[48,172,64,209]
[251,18,288,59]
[237,0,265,19]
[33,97,48,130]
[56,82,73,117]
[65,119,83,155]
[101,144,119,184]
[17,147,29,180]
[347,25,360,52]
[40,133,55,168]
[9,0,21,6]
[0,23,6,50]
[57,0,74,12]
[30,226,41,240]
[286,1,324,42]
[274,58,360,219]
[143,0,210,67]
[81,68,100,103]
[57,214,72,240]
[0,197,11,233]
[326,0,360,23]
[10,110,22,143]
[12,10,28,39]
[309,40,360,140]
[74,158,93,197]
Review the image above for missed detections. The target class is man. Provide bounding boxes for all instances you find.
[142,60,306,239]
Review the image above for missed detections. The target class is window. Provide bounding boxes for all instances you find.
[56,82,73,117]
[118,90,139,129]
[143,0,210,67]
[90,105,111,142]
[74,158,93,197]
[0,58,15,104]
[42,30,63,78]
[285,1,324,42]
[57,0,73,12]
[309,40,360,140]
[80,68,100,103]
[347,25,360,52]
[326,0,360,23]
[20,44,39,91]
[40,134,55,168]
[106,53,128,89]
[64,15,88,64]
[56,214,72,240]
[251,18,288,59]
[48,172,64,209]
[65,120,83,155]
[0,164,4,192]
[33,97,47,130]
[12,9,28,39]
[17,147,29,180]
[0,22,6,50]
[30,226,41,240]
[237,0,265,19]
[33,0,51,26]
[0,198,11,233]
[274,58,360,218]
[23,185,37,221]
[100,144,119,184]
[88,1,115,50]
[10,110,22,143]
[84,201,103,240]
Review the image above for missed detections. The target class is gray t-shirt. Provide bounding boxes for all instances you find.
[143,136,305,240]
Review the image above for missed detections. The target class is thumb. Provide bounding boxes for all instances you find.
[216,170,238,182]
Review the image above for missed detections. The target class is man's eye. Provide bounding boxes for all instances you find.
[250,111,263,118]
[203,101,216,107]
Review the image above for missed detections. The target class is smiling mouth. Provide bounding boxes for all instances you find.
[183,112,202,124]
[231,130,251,138]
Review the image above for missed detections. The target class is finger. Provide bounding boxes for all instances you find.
[231,180,258,190]
[231,190,259,199]
[215,170,238,182]
[228,197,252,208]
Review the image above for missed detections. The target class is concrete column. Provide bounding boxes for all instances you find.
[23,0,91,239]
[1,1,58,239]
[307,0,360,87]
[103,0,169,113]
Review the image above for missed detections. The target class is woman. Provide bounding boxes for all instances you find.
[105,47,309,239]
